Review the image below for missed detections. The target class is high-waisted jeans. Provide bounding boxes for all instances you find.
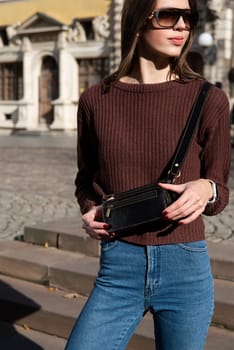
[65,239,214,350]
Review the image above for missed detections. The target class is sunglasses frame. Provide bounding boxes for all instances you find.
[148,8,199,29]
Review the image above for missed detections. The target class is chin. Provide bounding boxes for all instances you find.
[164,51,183,59]
[155,47,184,59]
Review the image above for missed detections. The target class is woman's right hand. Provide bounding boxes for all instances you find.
[82,205,114,240]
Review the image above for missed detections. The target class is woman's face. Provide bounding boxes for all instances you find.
[139,0,192,63]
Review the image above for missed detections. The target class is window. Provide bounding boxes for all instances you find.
[78,19,94,40]
[39,56,59,125]
[0,62,23,100]
[78,58,109,94]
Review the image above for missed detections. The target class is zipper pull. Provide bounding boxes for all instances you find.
[106,205,113,218]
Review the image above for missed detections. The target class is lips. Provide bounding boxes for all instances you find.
[170,37,184,45]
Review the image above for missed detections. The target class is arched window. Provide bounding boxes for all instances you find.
[39,56,59,125]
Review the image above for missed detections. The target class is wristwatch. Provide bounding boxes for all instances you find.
[207,180,218,204]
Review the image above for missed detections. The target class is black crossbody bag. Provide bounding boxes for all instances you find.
[102,82,212,234]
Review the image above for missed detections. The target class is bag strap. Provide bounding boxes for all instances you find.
[163,81,212,183]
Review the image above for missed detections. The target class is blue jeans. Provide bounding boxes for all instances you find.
[65,239,214,350]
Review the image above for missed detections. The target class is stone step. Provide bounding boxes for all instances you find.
[24,218,100,257]
[0,240,234,331]
[208,241,234,282]
[0,321,66,350]
[206,327,234,350]
[2,324,234,350]
[0,240,98,296]
[0,275,154,350]
[213,279,234,330]
[24,219,234,281]
[0,275,234,350]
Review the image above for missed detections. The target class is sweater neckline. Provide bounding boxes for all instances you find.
[112,79,198,93]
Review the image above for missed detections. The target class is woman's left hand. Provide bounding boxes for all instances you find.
[158,179,213,225]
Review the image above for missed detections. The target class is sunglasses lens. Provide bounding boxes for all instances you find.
[182,13,192,27]
[157,10,182,27]
[152,9,198,28]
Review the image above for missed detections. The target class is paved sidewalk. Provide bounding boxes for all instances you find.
[0,131,234,243]
[0,131,79,240]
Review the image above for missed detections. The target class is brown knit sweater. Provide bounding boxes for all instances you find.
[75,79,231,245]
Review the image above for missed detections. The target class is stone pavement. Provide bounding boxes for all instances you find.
[0,131,80,241]
[0,130,234,243]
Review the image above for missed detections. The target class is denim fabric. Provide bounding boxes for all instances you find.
[65,239,214,350]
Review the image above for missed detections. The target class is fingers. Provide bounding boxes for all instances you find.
[82,205,115,240]
[163,200,205,224]
[164,196,204,218]
[158,182,185,194]
[178,209,203,225]
[162,182,208,224]
[82,220,113,240]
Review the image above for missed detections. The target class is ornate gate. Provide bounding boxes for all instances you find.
[39,56,58,125]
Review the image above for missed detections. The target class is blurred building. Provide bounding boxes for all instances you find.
[0,0,111,130]
[188,0,234,105]
[0,0,233,132]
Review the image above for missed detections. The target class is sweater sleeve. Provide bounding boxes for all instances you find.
[74,94,101,214]
[199,87,231,216]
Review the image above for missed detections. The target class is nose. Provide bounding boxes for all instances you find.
[173,16,187,30]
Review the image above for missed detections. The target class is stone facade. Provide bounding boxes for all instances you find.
[0,0,233,131]
[0,1,111,131]
[194,0,234,104]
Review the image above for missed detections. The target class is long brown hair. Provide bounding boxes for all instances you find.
[116,0,202,81]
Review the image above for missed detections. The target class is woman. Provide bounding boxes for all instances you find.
[65,0,231,349]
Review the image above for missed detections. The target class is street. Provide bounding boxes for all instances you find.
[0,131,234,243]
